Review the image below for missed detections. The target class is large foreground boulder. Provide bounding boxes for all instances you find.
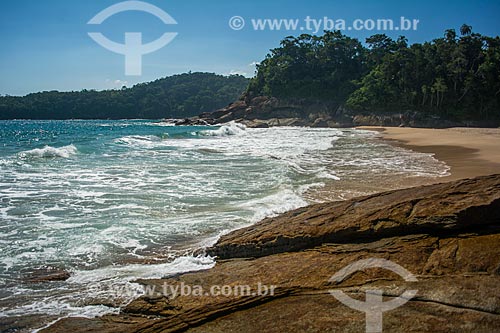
[209,174,500,259]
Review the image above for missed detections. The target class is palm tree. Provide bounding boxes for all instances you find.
[432,78,448,108]
[445,29,457,42]
[460,24,472,36]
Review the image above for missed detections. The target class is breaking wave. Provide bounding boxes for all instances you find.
[199,122,246,137]
[19,144,78,159]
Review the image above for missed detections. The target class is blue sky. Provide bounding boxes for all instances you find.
[1,0,500,95]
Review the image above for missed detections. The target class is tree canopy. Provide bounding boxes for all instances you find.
[248,26,500,122]
[0,72,249,120]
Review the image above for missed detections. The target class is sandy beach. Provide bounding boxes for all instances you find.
[309,126,500,202]
[359,127,500,182]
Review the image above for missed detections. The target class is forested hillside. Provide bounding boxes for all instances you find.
[3,26,499,123]
[0,73,248,120]
[248,25,500,122]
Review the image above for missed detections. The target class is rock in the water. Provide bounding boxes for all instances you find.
[24,266,71,283]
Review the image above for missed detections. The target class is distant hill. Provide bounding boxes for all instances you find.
[0,72,249,120]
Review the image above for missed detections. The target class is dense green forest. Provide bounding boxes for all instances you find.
[2,27,498,122]
[248,25,500,121]
[0,73,248,120]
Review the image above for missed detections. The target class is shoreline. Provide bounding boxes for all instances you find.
[359,126,500,182]
[20,126,500,333]
[41,174,500,332]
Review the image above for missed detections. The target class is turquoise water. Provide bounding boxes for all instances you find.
[0,120,448,327]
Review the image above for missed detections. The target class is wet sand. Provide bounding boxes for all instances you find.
[308,126,500,203]
[360,127,500,182]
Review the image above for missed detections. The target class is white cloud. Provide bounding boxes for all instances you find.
[248,61,260,67]
[114,79,128,86]
[105,79,129,89]
[228,70,248,76]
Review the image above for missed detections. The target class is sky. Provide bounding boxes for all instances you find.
[1,0,500,96]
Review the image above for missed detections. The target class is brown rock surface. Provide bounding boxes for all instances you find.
[24,266,71,283]
[174,95,490,128]
[209,174,500,259]
[42,175,500,333]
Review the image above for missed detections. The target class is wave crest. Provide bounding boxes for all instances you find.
[199,122,246,137]
[114,135,164,148]
[19,144,78,158]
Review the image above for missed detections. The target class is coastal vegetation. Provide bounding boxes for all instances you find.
[0,73,248,120]
[1,26,499,123]
[248,25,500,122]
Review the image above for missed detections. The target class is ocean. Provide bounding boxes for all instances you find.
[0,120,449,330]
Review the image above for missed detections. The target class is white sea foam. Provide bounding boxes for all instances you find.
[1,257,15,271]
[199,121,246,136]
[114,135,163,148]
[69,243,105,259]
[145,121,176,127]
[0,122,451,330]
[171,126,341,162]
[1,301,120,321]
[0,254,214,323]
[237,186,309,223]
[317,170,341,180]
[68,255,215,284]
[18,144,78,158]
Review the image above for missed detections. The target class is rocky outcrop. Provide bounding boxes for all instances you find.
[170,96,352,128]
[170,95,486,128]
[42,174,500,333]
[209,174,500,259]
